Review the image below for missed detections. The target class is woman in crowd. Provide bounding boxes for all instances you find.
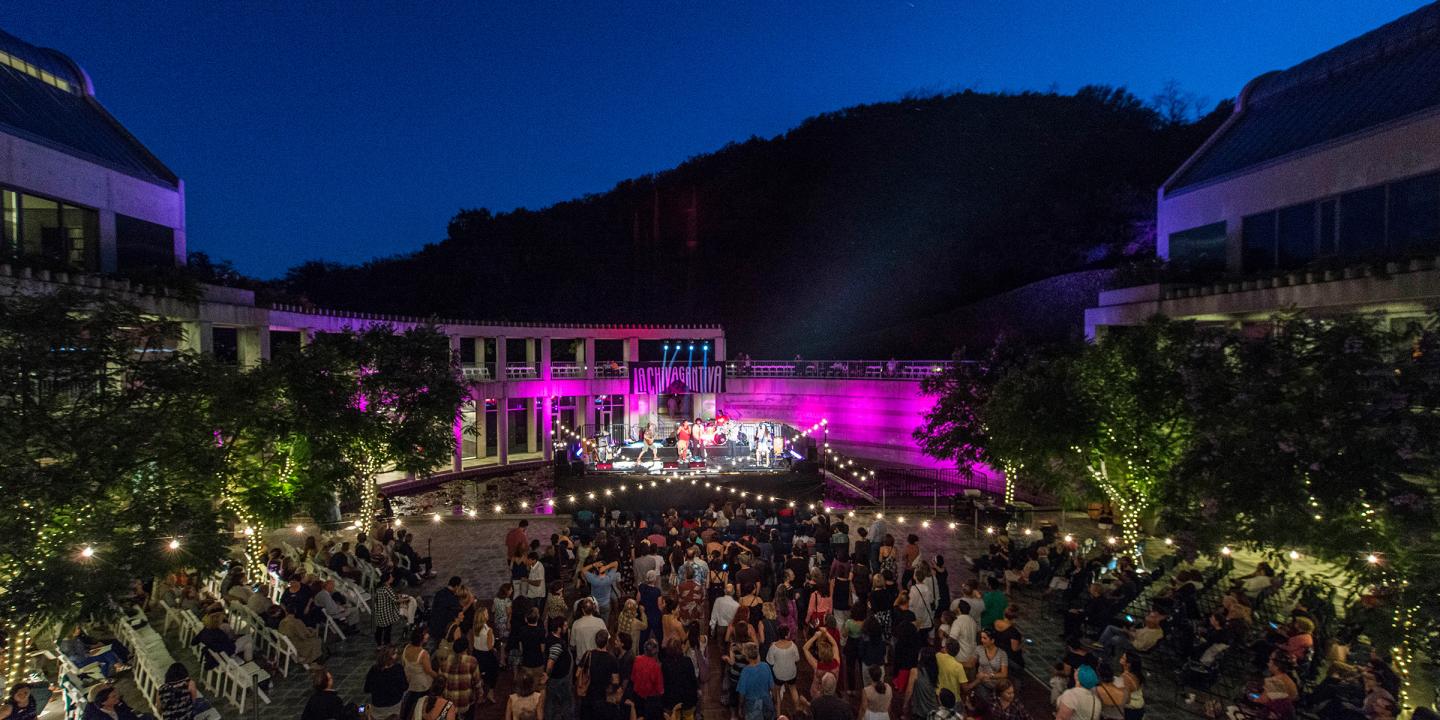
[471,607,501,705]
[1119,651,1145,720]
[155,662,198,720]
[972,629,1010,699]
[765,625,802,715]
[902,648,940,720]
[802,626,842,699]
[862,666,894,720]
[504,675,543,720]
[363,645,407,720]
[401,626,437,720]
[493,583,514,667]
[1095,663,1128,720]
[990,679,1031,720]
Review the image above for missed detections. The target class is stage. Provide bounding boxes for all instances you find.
[563,419,797,475]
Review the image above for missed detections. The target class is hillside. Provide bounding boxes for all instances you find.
[279,87,1225,356]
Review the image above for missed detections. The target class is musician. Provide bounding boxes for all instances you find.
[636,423,659,464]
[694,417,712,459]
[755,425,772,466]
[676,421,692,462]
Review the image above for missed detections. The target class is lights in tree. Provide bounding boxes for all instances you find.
[80,546,94,559]
[1220,546,1232,556]
[1288,550,1300,560]
[1366,553,1380,565]
[168,539,181,551]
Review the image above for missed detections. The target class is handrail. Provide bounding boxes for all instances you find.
[727,360,957,380]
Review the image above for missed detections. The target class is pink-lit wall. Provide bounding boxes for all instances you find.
[723,377,954,470]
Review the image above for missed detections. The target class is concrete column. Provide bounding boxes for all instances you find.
[98,210,118,274]
[495,335,507,380]
[541,395,554,461]
[540,337,552,381]
[526,398,538,454]
[497,398,510,466]
[525,338,537,376]
[623,337,639,364]
[298,328,314,347]
[452,409,465,472]
[237,327,270,367]
[182,321,213,356]
[713,336,726,363]
[474,396,488,461]
[584,338,596,379]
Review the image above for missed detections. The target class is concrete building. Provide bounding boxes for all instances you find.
[1087,4,1440,336]
[0,27,185,273]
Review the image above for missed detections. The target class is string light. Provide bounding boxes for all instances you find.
[167,539,181,550]
[80,546,94,559]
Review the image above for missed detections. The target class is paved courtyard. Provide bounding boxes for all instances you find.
[54,479,1270,720]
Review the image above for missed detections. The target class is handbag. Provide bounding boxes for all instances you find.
[575,650,592,698]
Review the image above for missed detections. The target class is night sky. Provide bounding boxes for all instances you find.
[6,1,1429,277]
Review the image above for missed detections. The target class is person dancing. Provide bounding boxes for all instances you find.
[636,423,659,465]
[676,420,692,462]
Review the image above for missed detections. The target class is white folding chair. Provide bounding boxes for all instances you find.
[201,650,229,697]
[222,653,271,714]
[267,630,298,677]
[321,611,346,641]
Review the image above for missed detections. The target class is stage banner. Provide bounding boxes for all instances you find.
[629,363,726,394]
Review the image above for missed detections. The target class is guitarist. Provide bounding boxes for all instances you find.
[635,423,659,465]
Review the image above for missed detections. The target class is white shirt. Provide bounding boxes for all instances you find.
[1059,687,1100,720]
[766,642,800,682]
[948,613,978,662]
[909,582,935,630]
[710,595,739,630]
[965,595,985,625]
[570,615,607,658]
[523,561,546,598]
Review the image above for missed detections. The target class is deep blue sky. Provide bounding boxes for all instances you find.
[7,1,1430,277]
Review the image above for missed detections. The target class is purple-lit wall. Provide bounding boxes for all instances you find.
[723,376,955,470]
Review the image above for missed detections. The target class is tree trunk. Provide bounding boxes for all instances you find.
[359,474,379,534]
[2,623,33,688]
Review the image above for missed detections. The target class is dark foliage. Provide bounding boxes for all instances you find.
[277,88,1225,355]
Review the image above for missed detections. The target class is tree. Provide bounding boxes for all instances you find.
[915,342,1030,502]
[284,326,467,532]
[980,319,1199,550]
[0,290,229,682]
[1162,313,1440,672]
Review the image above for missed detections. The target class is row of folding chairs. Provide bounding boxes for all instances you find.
[225,599,303,678]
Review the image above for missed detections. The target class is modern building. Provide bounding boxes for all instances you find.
[1087,3,1440,336]
[0,28,185,274]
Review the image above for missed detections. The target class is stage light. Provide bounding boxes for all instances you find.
[168,539,181,551]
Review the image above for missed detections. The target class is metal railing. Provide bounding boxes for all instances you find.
[727,360,954,380]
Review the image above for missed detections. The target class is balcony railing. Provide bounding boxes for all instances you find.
[727,360,953,380]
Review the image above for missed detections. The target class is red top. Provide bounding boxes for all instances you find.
[631,655,665,698]
[677,427,691,441]
[504,528,528,557]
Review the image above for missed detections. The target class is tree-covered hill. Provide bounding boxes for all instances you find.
[279,86,1226,356]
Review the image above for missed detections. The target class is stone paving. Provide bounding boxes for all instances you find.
[45,476,1272,720]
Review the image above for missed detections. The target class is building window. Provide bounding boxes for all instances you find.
[1277,203,1317,269]
[116,214,176,270]
[507,398,530,455]
[1387,172,1440,254]
[212,327,239,365]
[1241,212,1277,273]
[2,190,99,271]
[1167,221,1226,274]
[459,339,477,365]
[1339,186,1385,258]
